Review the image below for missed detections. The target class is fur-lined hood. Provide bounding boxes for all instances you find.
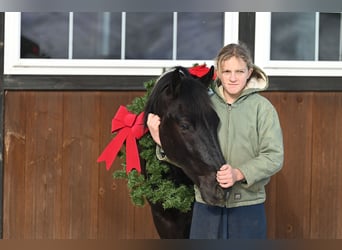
[244,65,268,91]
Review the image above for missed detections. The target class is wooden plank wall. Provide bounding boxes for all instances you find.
[263,92,342,239]
[3,90,342,239]
[3,90,158,239]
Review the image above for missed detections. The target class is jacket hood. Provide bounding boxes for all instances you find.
[245,65,268,91]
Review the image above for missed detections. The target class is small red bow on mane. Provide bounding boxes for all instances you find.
[188,64,217,79]
[97,105,148,173]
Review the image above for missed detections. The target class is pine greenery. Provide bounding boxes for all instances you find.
[112,79,194,213]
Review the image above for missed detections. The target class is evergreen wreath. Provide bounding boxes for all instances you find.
[112,79,194,213]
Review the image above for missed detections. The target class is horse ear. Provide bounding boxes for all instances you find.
[169,67,184,97]
[198,66,215,87]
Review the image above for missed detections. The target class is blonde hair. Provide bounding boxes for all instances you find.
[215,42,267,82]
[215,43,253,73]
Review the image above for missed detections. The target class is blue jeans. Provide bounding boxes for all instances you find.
[189,202,267,239]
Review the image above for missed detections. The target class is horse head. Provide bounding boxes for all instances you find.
[144,66,229,206]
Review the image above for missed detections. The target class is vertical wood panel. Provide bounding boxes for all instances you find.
[310,92,342,238]
[263,92,313,239]
[61,91,101,238]
[12,92,65,239]
[3,91,27,238]
[25,91,64,238]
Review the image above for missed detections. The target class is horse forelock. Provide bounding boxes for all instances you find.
[177,78,214,121]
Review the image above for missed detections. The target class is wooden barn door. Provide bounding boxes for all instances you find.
[3,90,158,239]
[3,90,342,239]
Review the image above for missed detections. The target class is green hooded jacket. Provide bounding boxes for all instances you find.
[193,66,284,207]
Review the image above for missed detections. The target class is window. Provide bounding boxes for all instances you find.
[255,12,342,76]
[4,12,239,75]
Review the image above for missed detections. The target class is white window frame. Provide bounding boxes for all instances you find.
[255,12,342,77]
[4,12,239,76]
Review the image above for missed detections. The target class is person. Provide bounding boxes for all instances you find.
[146,42,284,239]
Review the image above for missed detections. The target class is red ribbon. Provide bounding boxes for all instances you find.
[189,64,217,79]
[97,105,148,173]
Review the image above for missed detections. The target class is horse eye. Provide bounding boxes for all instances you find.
[179,122,190,130]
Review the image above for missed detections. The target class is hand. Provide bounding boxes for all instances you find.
[146,113,161,146]
[216,164,245,188]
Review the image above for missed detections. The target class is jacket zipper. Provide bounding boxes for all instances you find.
[225,103,232,204]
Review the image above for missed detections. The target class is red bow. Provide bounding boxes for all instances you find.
[189,64,217,79]
[97,105,148,173]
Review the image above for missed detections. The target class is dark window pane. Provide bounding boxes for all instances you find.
[73,12,122,59]
[20,12,226,61]
[319,13,341,61]
[125,13,173,59]
[177,12,224,60]
[271,13,316,60]
[21,12,69,58]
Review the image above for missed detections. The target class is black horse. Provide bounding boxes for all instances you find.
[143,66,229,238]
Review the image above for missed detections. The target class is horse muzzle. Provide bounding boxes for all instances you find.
[197,176,231,206]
